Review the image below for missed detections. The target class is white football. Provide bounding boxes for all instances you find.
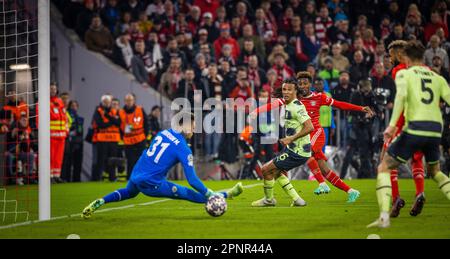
[205,195,227,217]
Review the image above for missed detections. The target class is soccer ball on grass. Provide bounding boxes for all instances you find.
[205,195,227,217]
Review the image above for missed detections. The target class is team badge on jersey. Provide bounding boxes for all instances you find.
[188,154,194,166]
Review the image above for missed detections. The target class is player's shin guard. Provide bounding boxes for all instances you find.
[433,171,450,200]
[264,179,275,200]
[412,152,425,196]
[307,158,325,183]
[325,170,350,192]
[277,175,300,201]
[377,172,392,213]
[390,169,400,202]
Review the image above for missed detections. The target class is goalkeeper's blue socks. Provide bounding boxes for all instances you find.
[103,188,134,203]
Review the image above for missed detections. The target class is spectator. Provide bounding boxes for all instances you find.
[314,4,333,44]
[217,44,237,72]
[163,36,188,71]
[100,0,120,34]
[431,55,450,82]
[247,55,267,94]
[384,22,408,48]
[85,15,114,57]
[271,53,295,82]
[66,100,84,182]
[436,27,450,56]
[318,57,340,89]
[237,38,260,67]
[424,35,449,71]
[200,12,219,43]
[75,0,96,40]
[194,0,220,19]
[137,11,153,37]
[193,53,209,79]
[238,24,265,61]
[261,69,279,96]
[187,6,202,33]
[145,0,165,18]
[378,15,392,41]
[213,6,227,30]
[425,10,449,42]
[260,0,279,31]
[151,17,170,48]
[219,59,236,97]
[159,57,183,99]
[0,90,28,126]
[91,95,121,181]
[302,0,317,24]
[275,32,296,70]
[349,50,370,85]
[175,32,194,63]
[362,27,377,55]
[331,43,350,72]
[119,0,145,20]
[229,67,254,109]
[131,40,158,86]
[253,8,276,44]
[119,94,149,180]
[328,18,351,45]
[353,37,374,68]
[6,114,36,186]
[279,6,295,33]
[301,22,321,67]
[114,11,132,38]
[373,40,386,64]
[332,71,356,147]
[148,105,162,141]
[370,62,396,114]
[175,67,205,107]
[60,92,72,183]
[404,10,424,41]
[112,32,133,70]
[288,15,309,71]
[196,42,215,65]
[213,23,240,61]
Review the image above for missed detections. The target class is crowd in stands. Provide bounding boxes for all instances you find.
[46,0,450,179]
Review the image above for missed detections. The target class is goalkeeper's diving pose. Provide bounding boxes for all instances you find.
[82,112,243,219]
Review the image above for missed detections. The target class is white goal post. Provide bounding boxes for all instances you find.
[38,0,50,221]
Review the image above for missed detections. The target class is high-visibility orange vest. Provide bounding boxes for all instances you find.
[119,105,146,145]
[92,107,121,143]
[50,96,67,139]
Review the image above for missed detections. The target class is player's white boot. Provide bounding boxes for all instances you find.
[291,197,307,207]
[226,182,244,199]
[251,197,277,207]
[367,212,390,228]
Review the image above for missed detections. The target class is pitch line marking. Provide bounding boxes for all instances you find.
[0,183,262,230]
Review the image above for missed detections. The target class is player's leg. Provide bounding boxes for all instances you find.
[316,158,360,203]
[276,172,306,207]
[409,151,425,216]
[385,132,404,217]
[423,137,450,201]
[368,133,413,228]
[251,160,279,207]
[308,130,329,194]
[82,180,140,219]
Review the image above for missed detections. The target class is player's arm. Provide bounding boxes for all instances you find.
[440,76,450,106]
[178,148,209,196]
[248,98,284,120]
[329,97,375,117]
[385,71,408,141]
[280,106,313,146]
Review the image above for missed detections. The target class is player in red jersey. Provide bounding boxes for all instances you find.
[385,40,426,217]
[251,72,374,202]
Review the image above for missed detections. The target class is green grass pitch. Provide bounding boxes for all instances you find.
[0,179,449,238]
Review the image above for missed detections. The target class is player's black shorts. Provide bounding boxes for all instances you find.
[273,148,309,171]
[387,132,441,164]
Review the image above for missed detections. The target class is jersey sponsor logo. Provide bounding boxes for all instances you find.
[310,101,317,106]
[188,154,194,166]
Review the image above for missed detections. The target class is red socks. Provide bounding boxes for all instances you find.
[325,170,350,192]
[307,158,325,183]
[390,169,399,202]
[412,152,425,196]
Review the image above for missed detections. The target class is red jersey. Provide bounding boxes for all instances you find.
[391,63,407,130]
[301,92,334,130]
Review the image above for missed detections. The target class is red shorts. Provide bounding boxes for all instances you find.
[310,128,327,161]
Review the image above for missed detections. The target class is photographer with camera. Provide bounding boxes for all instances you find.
[371,62,396,129]
[342,79,378,178]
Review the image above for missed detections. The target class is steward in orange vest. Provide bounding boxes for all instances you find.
[91,96,121,181]
[119,94,149,179]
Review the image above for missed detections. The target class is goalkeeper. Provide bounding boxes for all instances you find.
[82,112,243,219]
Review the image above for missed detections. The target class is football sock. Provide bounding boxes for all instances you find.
[325,170,350,192]
[277,175,300,201]
[307,158,325,183]
[433,171,450,200]
[412,168,425,196]
[103,188,132,203]
[390,169,400,202]
[264,179,275,200]
[376,172,392,213]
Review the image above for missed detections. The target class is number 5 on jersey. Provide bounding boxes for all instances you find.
[147,135,170,163]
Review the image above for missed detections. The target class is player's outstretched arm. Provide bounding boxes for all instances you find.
[249,98,284,120]
[178,148,209,196]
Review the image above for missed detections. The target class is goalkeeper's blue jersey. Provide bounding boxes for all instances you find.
[131,128,208,195]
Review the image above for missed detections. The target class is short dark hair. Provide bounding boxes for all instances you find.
[296,71,312,82]
[404,40,425,61]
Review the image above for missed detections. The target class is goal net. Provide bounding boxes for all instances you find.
[0,0,42,225]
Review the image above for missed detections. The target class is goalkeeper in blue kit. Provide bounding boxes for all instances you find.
[82,112,243,219]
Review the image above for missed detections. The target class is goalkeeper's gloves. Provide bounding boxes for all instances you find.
[205,189,224,198]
